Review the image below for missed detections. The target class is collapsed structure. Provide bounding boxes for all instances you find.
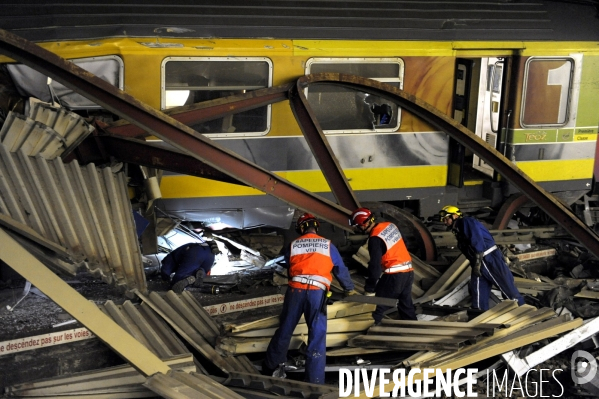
[0,8,599,396]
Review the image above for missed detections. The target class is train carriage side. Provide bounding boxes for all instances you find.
[1,36,599,227]
[152,39,599,226]
[153,40,461,226]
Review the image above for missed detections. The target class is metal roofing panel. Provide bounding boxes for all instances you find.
[0,141,147,293]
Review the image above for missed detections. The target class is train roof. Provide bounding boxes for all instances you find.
[1,0,599,43]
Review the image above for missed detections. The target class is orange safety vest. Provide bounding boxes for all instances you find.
[288,233,334,290]
[370,222,413,273]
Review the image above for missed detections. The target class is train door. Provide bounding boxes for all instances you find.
[448,60,472,187]
[473,57,504,177]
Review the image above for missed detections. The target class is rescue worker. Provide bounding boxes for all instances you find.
[161,241,218,294]
[350,207,417,324]
[439,205,525,310]
[262,213,355,384]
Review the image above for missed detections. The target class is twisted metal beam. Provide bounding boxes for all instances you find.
[299,73,599,259]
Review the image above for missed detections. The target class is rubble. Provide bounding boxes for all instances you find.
[3,210,599,398]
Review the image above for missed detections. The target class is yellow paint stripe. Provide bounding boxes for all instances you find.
[516,159,595,182]
[161,166,448,198]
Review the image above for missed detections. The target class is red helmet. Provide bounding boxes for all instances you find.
[296,213,320,234]
[350,208,373,227]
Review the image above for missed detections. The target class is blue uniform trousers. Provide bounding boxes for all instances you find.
[373,271,417,324]
[264,287,327,384]
[470,249,525,310]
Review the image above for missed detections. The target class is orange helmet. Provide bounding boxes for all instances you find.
[350,208,374,227]
[296,213,319,234]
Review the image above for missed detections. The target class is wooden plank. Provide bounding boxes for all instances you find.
[349,335,465,351]
[358,314,580,398]
[467,300,518,324]
[422,254,469,298]
[367,326,492,339]
[223,301,372,333]
[231,315,374,337]
[575,288,599,300]
[219,333,359,355]
[378,319,504,332]
[326,347,389,357]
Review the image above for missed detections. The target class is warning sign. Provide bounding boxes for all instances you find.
[203,294,284,316]
[0,327,94,356]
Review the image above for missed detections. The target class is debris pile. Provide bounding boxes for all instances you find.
[3,214,599,397]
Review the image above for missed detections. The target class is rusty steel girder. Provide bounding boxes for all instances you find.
[297,73,599,258]
[0,29,353,231]
[104,86,292,138]
[288,82,361,211]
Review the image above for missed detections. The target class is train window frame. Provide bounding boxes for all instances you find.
[520,57,575,128]
[7,55,124,110]
[161,56,273,138]
[305,57,404,134]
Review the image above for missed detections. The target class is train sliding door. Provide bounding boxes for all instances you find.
[473,57,504,177]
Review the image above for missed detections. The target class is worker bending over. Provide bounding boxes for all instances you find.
[350,207,417,324]
[161,242,217,293]
[439,205,525,310]
[263,213,355,384]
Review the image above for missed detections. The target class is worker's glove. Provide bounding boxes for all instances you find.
[344,289,358,297]
[364,291,376,297]
[472,253,483,278]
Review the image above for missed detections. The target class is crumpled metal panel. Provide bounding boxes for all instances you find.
[0,142,147,294]
[99,300,190,358]
[0,103,94,159]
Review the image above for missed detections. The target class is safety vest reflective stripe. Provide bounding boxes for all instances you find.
[384,262,413,273]
[483,245,497,256]
[290,275,330,290]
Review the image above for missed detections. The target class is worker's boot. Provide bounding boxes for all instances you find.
[273,363,287,379]
[172,276,195,294]
[193,269,206,287]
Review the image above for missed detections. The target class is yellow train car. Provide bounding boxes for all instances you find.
[1,1,598,230]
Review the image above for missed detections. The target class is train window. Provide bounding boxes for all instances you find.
[305,58,403,133]
[521,57,574,127]
[6,56,124,110]
[162,57,272,137]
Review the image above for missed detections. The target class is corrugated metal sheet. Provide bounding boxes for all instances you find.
[1,1,598,42]
[99,299,190,358]
[5,354,196,398]
[144,370,245,399]
[0,102,93,159]
[0,134,147,293]
[134,289,258,374]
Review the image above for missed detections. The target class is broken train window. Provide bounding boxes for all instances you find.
[6,55,124,110]
[161,57,272,137]
[305,58,403,133]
